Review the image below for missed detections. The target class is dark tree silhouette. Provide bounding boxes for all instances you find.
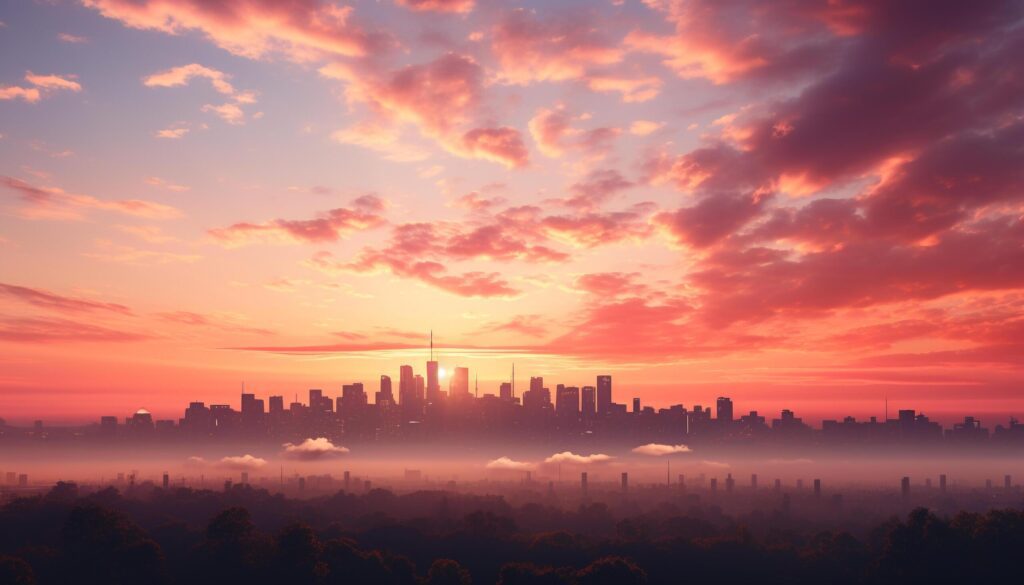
[0,555,36,585]
[427,558,473,585]
[575,556,647,585]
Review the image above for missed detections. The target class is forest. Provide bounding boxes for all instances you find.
[1,482,1023,584]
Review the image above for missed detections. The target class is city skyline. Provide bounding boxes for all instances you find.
[3,3,1024,583]
[5,360,1023,449]
[3,1,1024,425]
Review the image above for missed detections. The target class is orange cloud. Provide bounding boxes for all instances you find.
[632,443,692,455]
[282,437,350,460]
[217,454,266,470]
[1,72,81,103]
[492,9,623,84]
[154,125,190,139]
[2,176,181,221]
[144,63,256,124]
[57,32,88,43]
[0,317,149,344]
[0,283,132,315]
[544,452,613,464]
[83,0,387,61]
[24,72,82,92]
[396,0,474,14]
[209,197,386,246]
[312,249,520,299]
[529,105,620,159]
[143,63,235,94]
[585,73,662,103]
[485,457,535,471]
[459,127,529,168]
[321,53,528,166]
[0,86,41,103]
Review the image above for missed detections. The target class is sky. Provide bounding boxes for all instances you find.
[1,0,1023,425]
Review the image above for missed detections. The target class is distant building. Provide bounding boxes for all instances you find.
[581,386,596,418]
[716,397,733,423]
[596,375,612,415]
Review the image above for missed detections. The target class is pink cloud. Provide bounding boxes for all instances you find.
[628,0,838,84]
[585,73,662,103]
[156,311,273,335]
[573,272,646,297]
[691,217,1024,326]
[491,8,623,84]
[1,72,81,103]
[459,127,529,168]
[396,0,474,14]
[317,248,521,299]
[143,63,235,94]
[452,191,507,212]
[57,33,88,43]
[2,176,181,221]
[528,106,620,159]
[0,317,149,343]
[24,72,82,92]
[83,0,389,61]
[477,314,548,338]
[0,283,132,315]
[559,170,633,210]
[208,198,386,246]
[0,86,41,103]
[539,207,654,248]
[321,53,527,166]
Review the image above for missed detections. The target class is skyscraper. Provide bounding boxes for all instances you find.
[500,382,513,401]
[717,397,734,423]
[341,383,367,413]
[268,396,284,414]
[399,366,414,405]
[414,375,425,403]
[377,375,394,405]
[556,385,580,419]
[596,375,612,414]
[426,360,440,403]
[581,386,596,418]
[452,367,470,400]
[426,331,441,403]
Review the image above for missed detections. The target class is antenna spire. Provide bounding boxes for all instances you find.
[430,330,433,361]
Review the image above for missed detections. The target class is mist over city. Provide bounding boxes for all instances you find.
[4,0,1024,583]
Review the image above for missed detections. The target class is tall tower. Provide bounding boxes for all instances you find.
[596,375,612,415]
[426,330,441,403]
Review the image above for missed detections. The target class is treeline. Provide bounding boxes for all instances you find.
[1,482,1023,584]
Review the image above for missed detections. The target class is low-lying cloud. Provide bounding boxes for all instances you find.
[485,456,536,471]
[544,451,613,465]
[217,454,267,470]
[631,443,692,456]
[282,437,350,460]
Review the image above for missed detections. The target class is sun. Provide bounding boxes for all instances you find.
[438,367,447,379]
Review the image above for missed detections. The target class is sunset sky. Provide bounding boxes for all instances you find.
[1,0,1023,424]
